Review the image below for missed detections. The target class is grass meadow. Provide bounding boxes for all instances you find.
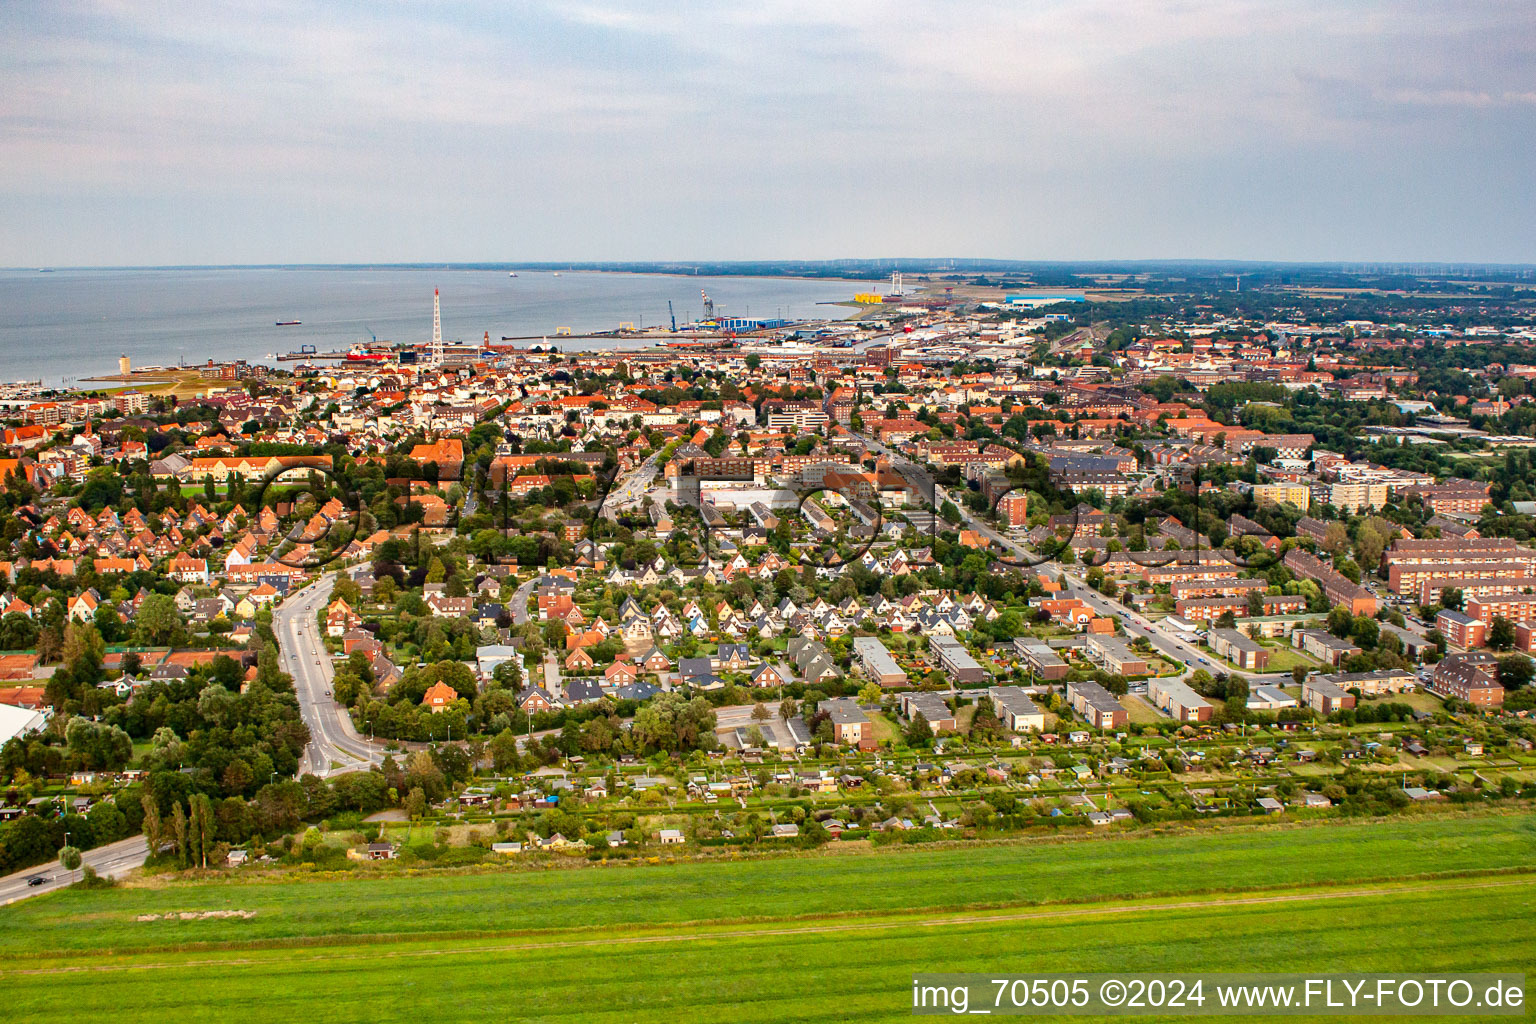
[2,812,1534,1022]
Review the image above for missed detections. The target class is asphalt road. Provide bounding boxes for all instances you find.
[857,431,1296,687]
[603,454,659,515]
[0,834,149,907]
[509,576,538,626]
[273,574,383,777]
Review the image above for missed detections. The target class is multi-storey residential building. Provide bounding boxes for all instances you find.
[1436,609,1487,649]
[1314,480,1388,513]
[1389,560,1536,597]
[1252,482,1311,510]
[930,635,987,683]
[1066,679,1128,730]
[1431,652,1504,706]
[1148,678,1212,722]
[1209,628,1270,670]
[1464,594,1536,627]
[1293,628,1362,666]
[1283,549,1376,615]
[988,685,1045,731]
[1302,677,1356,713]
[852,636,907,687]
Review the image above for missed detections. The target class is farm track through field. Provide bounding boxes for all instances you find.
[5,874,1530,978]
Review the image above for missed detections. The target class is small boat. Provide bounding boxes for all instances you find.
[276,320,301,326]
[507,271,518,278]
[552,272,561,277]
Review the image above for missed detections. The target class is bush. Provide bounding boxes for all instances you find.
[71,865,117,890]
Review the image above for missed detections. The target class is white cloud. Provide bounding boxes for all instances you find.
[0,0,1532,261]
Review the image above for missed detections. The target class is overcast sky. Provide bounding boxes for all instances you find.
[2,0,1534,265]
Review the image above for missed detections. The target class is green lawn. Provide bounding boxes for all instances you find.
[3,813,1534,1022]
[3,812,1534,957]
[1120,694,1163,724]
[1254,643,1321,674]
[4,873,1533,1022]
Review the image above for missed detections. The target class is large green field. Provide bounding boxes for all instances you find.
[3,812,1534,1022]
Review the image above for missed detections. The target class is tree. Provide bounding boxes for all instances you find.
[1323,523,1350,559]
[1497,655,1534,690]
[59,846,82,871]
[141,793,163,853]
[488,729,522,773]
[171,802,190,868]
[404,786,427,819]
[751,702,770,722]
[1440,587,1463,612]
[1488,616,1517,651]
[1350,615,1379,650]
[1292,665,1308,686]
[905,711,932,747]
[189,793,215,869]
[971,696,1004,742]
[134,593,182,646]
[857,682,884,705]
[778,698,799,721]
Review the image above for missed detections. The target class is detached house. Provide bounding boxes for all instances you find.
[326,597,362,637]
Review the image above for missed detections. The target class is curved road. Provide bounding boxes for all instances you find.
[0,834,149,907]
[274,573,384,777]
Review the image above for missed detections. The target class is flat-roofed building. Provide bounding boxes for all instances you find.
[899,692,955,733]
[1210,628,1270,671]
[1252,483,1311,510]
[820,697,875,749]
[1066,679,1128,730]
[1302,677,1356,714]
[1293,628,1362,667]
[852,636,907,687]
[1148,677,1213,722]
[988,685,1046,731]
[1317,669,1417,696]
[930,635,987,684]
[1247,685,1298,711]
[1085,634,1149,676]
[1012,638,1068,680]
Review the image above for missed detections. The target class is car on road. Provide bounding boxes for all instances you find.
[1198,657,1209,665]
[26,875,47,886]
